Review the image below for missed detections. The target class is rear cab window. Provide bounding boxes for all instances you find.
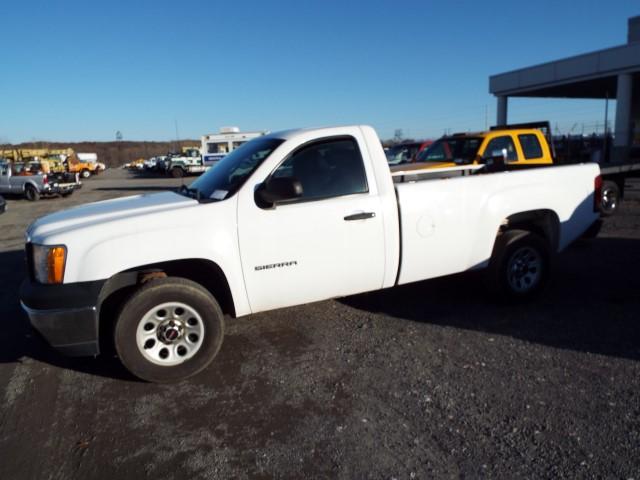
[518,134,544,160]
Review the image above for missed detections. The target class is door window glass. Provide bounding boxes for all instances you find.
[273,137,368,200]
[483,136,518,162]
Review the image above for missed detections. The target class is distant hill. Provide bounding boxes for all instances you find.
[0,140,200,168]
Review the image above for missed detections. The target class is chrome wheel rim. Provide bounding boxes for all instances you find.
[507,246,542,293]
[135,302,205,366]
[602,187,617,212]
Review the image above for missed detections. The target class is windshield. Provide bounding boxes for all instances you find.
[187,137,284,201]
[416,137,482,163]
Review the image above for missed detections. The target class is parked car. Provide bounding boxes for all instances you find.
[0,194,5,214]
[0,160,76,201]
[20,125,601,382]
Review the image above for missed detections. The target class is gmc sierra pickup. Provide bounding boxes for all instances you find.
[20,125,601,382]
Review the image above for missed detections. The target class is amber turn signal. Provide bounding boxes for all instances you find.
[47,246,66,284]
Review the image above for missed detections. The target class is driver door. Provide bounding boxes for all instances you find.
[237,135,386,313]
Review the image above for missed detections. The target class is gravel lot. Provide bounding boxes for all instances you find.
[1,169,639,479]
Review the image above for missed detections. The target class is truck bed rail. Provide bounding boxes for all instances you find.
[391,164,485,183]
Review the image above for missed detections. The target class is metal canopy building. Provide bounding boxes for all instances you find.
[489,16,640,162]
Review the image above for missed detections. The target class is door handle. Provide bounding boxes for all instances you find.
[344,212,376,221]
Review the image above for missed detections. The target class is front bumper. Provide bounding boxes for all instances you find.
[20,278,105,356]
[21,302,99,356]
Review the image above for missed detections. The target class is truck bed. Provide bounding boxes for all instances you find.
[393,163,600,285]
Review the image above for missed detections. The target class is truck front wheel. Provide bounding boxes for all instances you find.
[81,169,91,179]
[487,229,551,301]
[171,167,184,178]
[114,277,225,383]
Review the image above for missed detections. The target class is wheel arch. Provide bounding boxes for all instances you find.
[97,258,236,354]
[23,180,39,192]
[499,209,560,252]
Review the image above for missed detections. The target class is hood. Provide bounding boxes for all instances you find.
[27,191,197,243]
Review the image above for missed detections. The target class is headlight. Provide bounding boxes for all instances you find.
[32,244,67,284]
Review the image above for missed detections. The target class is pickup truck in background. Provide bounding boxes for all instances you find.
[20,125,601,382]
[395,124,554,174]
[165,148,205,178]
[26,160,82,192]
[0,160,76,201]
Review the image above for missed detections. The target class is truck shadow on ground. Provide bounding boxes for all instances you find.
[0,236,638,381]
[343,236,640,362]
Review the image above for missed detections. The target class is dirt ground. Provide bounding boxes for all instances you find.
[0,168,639,479]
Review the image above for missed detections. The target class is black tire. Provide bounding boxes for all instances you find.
[25,185,40,201]
[114,277,225,383]
[171,167,184,178]
[486,229,551,301]
[81,169,91,179]
[599,180,620,217]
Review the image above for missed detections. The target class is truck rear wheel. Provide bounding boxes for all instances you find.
[171,167,184,178]
[114,277,224,383]
[25,185,40,201]
[599,180,620,217]
[81,169,91,179]
[486,229,550,300]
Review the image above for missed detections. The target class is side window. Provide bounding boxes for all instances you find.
[518,134,543,160]
[483,136,518,162]
[272,137,368,201]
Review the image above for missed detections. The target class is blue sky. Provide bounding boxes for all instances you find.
[1,0,637,143]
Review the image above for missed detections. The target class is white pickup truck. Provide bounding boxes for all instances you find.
[20,126,601,382]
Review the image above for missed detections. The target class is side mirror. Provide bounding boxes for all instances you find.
[483,154,507,172]
[490,149,507,160]
[255,177,303,208]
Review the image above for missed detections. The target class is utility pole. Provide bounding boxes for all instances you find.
[174,119,180,150]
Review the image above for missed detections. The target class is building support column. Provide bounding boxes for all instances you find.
[613,73,633,162]
[496,96,508,126]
